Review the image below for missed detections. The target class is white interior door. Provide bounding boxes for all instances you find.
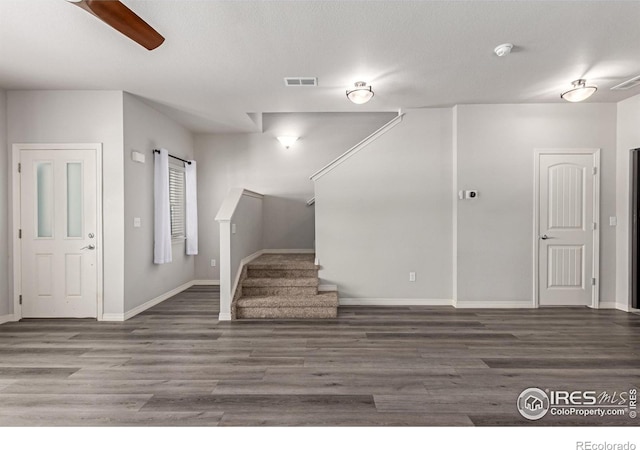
[20,149,98,318]
[537,151,599,307]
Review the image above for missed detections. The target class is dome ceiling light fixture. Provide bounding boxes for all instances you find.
[346,81,374,104]
[561,79,598,102]
[277,136,298,149]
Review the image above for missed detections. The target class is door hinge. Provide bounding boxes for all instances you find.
[592,222,597,230]
[592,167,597,175]
[592,278,597,286]
[18,229,22,239]
[17,163,21,173]
[19,295,22,305]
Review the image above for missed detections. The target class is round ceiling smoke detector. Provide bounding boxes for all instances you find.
[494,43,513,57]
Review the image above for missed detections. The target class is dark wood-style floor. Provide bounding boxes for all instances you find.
[0,286,639,426]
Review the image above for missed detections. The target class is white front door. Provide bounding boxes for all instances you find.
[19,149,98,318]
[537,151,599,307]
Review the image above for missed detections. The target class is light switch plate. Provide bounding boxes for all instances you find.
[231,224,237,234]
[609,216,617,226]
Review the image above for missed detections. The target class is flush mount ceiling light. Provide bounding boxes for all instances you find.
[346,81,374,104]
[494,43,513,57]
[561,79,598,102]
[277,136,298,149]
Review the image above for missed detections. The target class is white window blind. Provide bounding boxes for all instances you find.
[169,165,186,240]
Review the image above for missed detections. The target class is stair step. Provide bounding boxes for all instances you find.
[248,268,317,279]
[237,307,337,319]
[237,292,338,308]
[242,277,318,288]
[247,253,316,271]
[243,286,318,297]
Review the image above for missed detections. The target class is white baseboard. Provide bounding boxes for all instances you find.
[339,298,452,306]
[453,299,533,308]
[218,312,231,321]
[102,280,195,322]
[101,313,125,321]
[193,280,220,286]
[0,314,16,325]
[611,302,638,313]
[598,301,618,310]
[318,284,337,292]
[262,249,315,254]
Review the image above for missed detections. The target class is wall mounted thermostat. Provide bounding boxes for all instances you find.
[459,190,479,200]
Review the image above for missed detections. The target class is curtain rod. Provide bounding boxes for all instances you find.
[153,149,192,165]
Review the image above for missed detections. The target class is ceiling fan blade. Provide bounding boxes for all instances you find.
[72,0,165,50]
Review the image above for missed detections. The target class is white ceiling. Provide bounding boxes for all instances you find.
[1,0,639,133]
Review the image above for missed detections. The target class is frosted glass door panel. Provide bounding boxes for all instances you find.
[36,162,53,238]
[67,162,83,238]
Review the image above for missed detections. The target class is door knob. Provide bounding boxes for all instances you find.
[540,235,550,240]
[81,244,96,250]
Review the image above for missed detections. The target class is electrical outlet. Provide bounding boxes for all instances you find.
[409,272,416,282]
[609,216,617,226]
[211,259,216,267]
[133,217,141,228]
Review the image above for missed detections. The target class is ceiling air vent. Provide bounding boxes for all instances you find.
[284,77,318,87]
[611,75,640,91]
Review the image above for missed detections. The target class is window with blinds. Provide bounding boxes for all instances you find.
[169,165,186,240]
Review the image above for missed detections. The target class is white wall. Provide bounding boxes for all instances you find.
[315,109,453,300]
[616,93,640,310]
[122,93,195,312]
[7,90,125,315]
[194,112,395,281]
[0,89,9,317]
[229,193,263,291]
[314,104,617,307]
[455,104,617,306]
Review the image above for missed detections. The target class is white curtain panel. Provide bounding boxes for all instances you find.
[154,148,172,264]
[185,160,198,255]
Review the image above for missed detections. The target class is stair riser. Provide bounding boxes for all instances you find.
[248,269,317,279]
[237,307,338,319]
[243,278,318,288]
[248,263,316,271]
[243,286,318,297]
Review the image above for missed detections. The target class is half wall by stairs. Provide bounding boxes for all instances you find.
[233,254,338,319]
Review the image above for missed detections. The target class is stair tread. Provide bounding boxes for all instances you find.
[237,292,338,308]
[242,277,319,287]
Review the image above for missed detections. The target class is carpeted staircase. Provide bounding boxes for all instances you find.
[233,253,338,319]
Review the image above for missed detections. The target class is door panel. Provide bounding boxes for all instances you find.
[538,153,595,306]
[20,149,97,318]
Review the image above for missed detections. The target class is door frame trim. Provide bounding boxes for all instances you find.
[533,148,600,309]
[12,143,104,320]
